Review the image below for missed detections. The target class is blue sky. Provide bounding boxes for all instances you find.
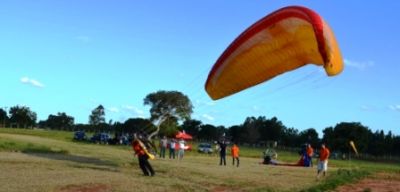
[1,1,399,136]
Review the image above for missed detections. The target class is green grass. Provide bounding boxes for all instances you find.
[0,127,73,141]
[0,136,69,154]
[302,168,370,192]
[1,128,400,192]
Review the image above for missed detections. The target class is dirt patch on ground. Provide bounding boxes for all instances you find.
[335,172,400,192]
[57,183,112,192]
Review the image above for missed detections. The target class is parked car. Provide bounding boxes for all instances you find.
[198,143,213,154]
[90,132,110,144]
[73,131,87,141]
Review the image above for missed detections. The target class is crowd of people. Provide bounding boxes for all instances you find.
[158,136,185,160]
[131,133,330,180]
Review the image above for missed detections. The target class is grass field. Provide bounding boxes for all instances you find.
[1,128,399,192]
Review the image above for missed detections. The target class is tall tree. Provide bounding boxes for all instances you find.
[282,127,299,147]
[123,117,155,134]
[259,116,286,142]
[298,128,320,147]
[43,112,74,130]
[322,126,334,144]
[393,136,400,156]
[0,108,8,127]
[144,90,193,140]
[369,130,387,156]
[180,119,202,137]
[198,124,218,141]
[89,105,106,126]
[322,122,371,153]
[216,125,227,140]
[9,105,37,128]
[228,125,243,143]
[242,117,261,144]
[159,116,179,137]
[384,131,395,156]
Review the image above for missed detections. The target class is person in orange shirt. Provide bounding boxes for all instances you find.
[231,143,240,167]
[132,133,155,176]
[317,143,330,180]
[306,144,314,167]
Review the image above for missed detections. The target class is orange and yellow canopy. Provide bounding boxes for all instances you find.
[205,6,343,100]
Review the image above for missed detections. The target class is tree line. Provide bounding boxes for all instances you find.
[1,90,399,158]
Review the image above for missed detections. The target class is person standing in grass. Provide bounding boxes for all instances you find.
[316,143,330,180]
[178,138,185,160]
[217,140,227,166]
[307,144,314,167]
[159,136,168,158]
[132,134,155,176]
[169,138,176,159]
[231,143,240,167]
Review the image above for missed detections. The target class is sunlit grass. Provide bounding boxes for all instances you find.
[0,127,73,141]
[0,137,68,154]
[1,128,399,192]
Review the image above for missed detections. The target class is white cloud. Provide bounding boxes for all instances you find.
[252,105,260,111]
[20,77,44,88]
[122,105,145,117]
[122,105,135,110]
[360,105,373,111]
[21,77,29,83]
[76,35,91,43]
[195,99,216,107]
[30,79,44,87]
[202,114,215,121]
[137,114,146,118]
[344,59,374,70]
[389,105,400,112]
[207,101,216,106]
[107,107,119,113]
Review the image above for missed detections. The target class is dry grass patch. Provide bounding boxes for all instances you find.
[0,152,320,192]
[334,172,400,192]
[0,132,342,192]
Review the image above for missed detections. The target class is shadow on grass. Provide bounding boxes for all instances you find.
[69,163,120,173]
[24,152,118,167]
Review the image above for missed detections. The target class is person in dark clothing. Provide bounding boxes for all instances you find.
[217,140,227,166]
[169,138,176,159]
[132,134,155,176]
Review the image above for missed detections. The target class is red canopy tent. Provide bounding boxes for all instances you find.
[175,131,192,140]
[175,131,193,150]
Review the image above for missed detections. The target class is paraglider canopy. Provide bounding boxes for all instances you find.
[205,5,343,100]
[175,131,193,140]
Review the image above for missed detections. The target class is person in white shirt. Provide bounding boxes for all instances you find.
[178,139,185,160]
